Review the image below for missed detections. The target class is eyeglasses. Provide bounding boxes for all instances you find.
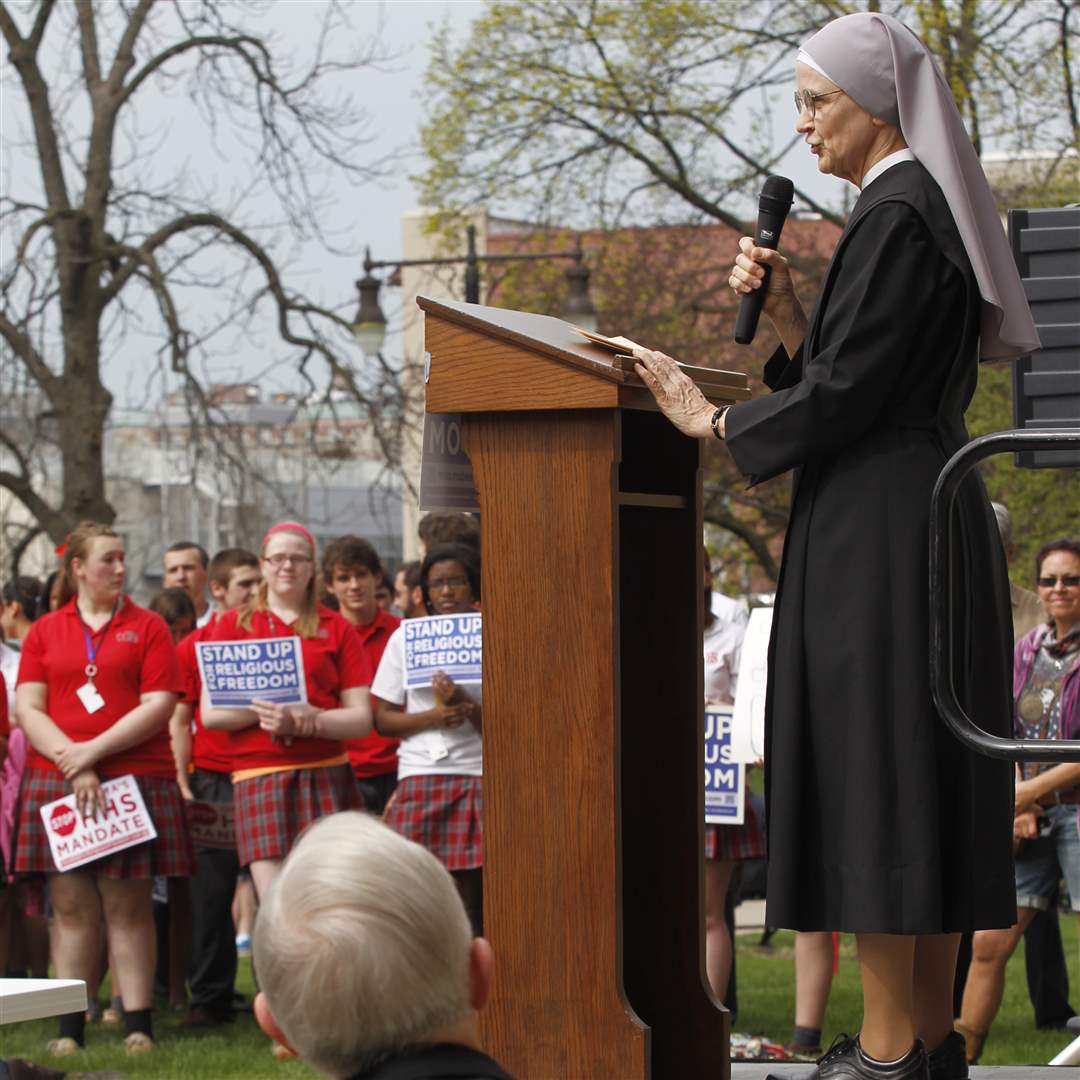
[794,88,843,118]
[264,554,313,568]
[1037,574,1080,588]
[428,575,469,592]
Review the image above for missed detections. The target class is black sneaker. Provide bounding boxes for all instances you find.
[812,1034,929,1079]
[927,1032,968,1080]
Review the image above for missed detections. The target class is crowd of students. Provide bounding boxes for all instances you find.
[1,509,1077,1067]
[0,511,482,1060]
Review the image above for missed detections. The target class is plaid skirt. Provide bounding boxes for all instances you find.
[13,770,195,879]
[384,774,482,871]
[233,763,363,867]
[705,791,765,863]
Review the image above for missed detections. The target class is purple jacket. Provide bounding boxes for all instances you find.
[1013,624,1080,741]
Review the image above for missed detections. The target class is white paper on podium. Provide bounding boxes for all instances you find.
[730,606,772,764]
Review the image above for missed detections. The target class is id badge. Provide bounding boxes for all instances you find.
[428,733,450,762]
[76,681,106,715]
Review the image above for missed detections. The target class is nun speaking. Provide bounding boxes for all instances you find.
[635,12,1040,1080]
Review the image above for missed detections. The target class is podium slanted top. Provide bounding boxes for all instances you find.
[419,296,751,415]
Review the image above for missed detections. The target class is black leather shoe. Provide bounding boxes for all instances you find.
[927,1032,967,1080]
[812,1034,930,1079]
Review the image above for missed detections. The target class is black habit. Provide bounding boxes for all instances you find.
[725,160,1017,934]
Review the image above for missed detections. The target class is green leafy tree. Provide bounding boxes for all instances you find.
[420,0,1077,230]
[421,0,1078,583]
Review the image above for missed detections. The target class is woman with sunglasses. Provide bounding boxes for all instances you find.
[201,523,372,902]
[958,538,1080,1062]
[633,13,1039,1079]
[371,542,484,934]
[12,521,191,1056]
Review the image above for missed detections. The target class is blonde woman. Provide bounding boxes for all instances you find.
[202,522,373,901]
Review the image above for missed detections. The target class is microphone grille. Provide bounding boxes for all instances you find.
[761,174,794,204]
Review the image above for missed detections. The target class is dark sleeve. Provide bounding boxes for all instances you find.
[724,202,945,485]
[762,342,803,391]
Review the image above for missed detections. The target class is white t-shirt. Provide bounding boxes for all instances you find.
[0,642,20,714]
[371,624,482,779]
[704,611,746,706]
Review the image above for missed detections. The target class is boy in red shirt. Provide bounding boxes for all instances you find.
[171,548,261,1027]
[321,536,401,814]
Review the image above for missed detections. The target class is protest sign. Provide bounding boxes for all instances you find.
[40,774,157,872]
[419,410,480,512]
[404,612,482,688]
[705,706,745,826]
[730,606,772,764]
[184,799,235,850]
[196,636,307,708]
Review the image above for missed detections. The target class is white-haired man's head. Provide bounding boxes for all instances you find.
[253,812,493,1078]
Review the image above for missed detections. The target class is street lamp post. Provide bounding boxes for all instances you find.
[350,224,598,354]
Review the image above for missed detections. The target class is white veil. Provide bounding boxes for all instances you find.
[800,12,1040,360]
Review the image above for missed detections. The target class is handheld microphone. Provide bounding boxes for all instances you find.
[734,175,795,345]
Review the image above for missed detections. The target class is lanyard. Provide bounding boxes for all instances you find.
[76,602,118,681]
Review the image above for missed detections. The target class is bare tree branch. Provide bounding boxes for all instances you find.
[75,0,102,88]
[0,0,71,212]
[0,0,396,547]
[0,311,58,395]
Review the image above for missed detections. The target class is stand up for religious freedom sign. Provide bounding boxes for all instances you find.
[404,612,482,688]
[705,706,745,826]
[196,637,308,708]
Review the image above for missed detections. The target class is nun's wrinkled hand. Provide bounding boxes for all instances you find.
[632,348,715,439]
[730,237,796,313]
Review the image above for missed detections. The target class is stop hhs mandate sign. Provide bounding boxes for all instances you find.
[39,774,157,872]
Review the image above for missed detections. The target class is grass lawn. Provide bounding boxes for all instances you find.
[3,922,1078,1075]
[1,958,318,1079]
[735,920,1080,1067]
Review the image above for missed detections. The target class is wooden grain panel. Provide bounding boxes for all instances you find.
[426,317,619,413]
[465,410,648,1079]
[618,383,747,412]
[416,295,750,401]
[617,407,730,1078]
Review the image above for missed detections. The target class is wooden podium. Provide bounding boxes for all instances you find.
[419,297,750,1079]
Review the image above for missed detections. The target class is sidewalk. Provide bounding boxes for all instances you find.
[735,898,767,932]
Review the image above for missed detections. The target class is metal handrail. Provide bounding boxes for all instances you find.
[929,428,1080,762]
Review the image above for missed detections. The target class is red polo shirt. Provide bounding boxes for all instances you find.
[344,607,401,779]
[18,597,181,778]
[207,605,371,770]
[177,617,234,774]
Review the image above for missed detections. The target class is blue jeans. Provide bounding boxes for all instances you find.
[1015,803,1080,912]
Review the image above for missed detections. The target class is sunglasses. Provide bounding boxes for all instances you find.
[1037,575,1080,588]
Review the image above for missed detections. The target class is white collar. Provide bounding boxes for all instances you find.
[862,147,916,189]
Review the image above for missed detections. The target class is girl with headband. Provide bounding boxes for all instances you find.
[202,523,373,907]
